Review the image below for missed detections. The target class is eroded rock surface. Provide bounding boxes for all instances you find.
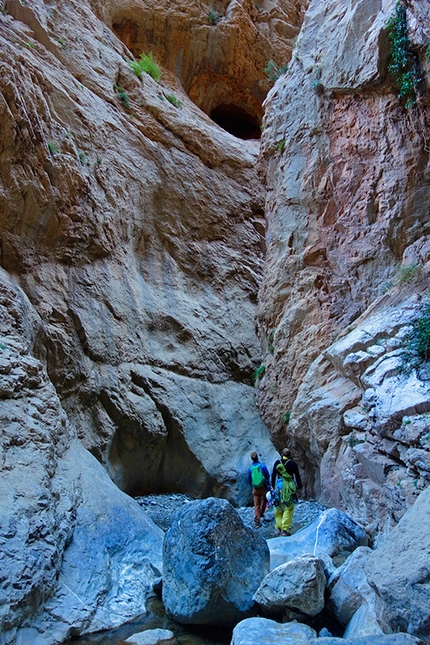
[0,0,307,503]
[0,269,163,644]
[256,0,430,530]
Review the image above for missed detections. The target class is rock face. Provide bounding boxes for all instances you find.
[162,497,270,626]
[365,485,430,642]
[0,269,163,644]
[256,0,430,531]
[327,546,374,626]
[0,0,307,506]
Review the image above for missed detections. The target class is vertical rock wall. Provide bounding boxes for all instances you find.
[0,0,305,504]
[257,0,430,532]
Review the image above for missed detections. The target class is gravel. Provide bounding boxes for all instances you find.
[135,494,327,539]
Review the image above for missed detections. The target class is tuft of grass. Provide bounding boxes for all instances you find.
[276,139,285,154]
[386,3,421,109]
[254,364,265,384]
[208,10,222,25]
[264,59,288,82]
[283,411,291,425]
[78,151,88,165]
[166,93,183,108]
[114,84,131,109]
[426,44,430,63]
[129,52,161,82]
[268,329,275,352]
[47,142,58,154]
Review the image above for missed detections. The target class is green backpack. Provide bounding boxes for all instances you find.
[251,463,266,488]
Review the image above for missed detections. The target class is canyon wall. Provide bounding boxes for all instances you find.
[257,0,430,533]
[0,0,309,505]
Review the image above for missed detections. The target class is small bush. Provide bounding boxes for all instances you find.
[283,411,291,425]
[166,93,183,108]
[386,3,421,108]
[47,142,58,154]
[426,44,430,63]
[129,52,161,82]
[402,303,430,371]
[264,59,288,82]
[396,263,422,284]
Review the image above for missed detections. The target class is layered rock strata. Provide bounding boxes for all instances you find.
[257,0,430,530]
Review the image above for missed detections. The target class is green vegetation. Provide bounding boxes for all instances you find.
[283,411,291,425]
[115,85,131,109]
[396,263,423,284]
[426,44,430,62]
[264,59,288,82]
[386,3,421,109]
[78,151,88,165]
[0,342,7,349]
[166,93,183,108]
[129,52,161,82]
[402,303,430,372]
[47,142,58,154]
[268,329,275,353]
[208,10,222,25]
[56,36,66,49]
[254,364,265,384]
[276,139,285,154]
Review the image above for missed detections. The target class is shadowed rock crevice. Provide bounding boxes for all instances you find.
[210,104,261,140]
[108,0,306,139]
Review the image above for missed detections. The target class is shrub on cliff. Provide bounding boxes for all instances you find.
[129,52,161,82]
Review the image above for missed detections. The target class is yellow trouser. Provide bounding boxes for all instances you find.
[274,504,294,532]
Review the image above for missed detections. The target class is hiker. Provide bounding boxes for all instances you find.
[271,448,302,536]
[248,451,271,528]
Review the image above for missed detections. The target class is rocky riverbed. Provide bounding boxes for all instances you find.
[136,494,327,541]
[68,495,328,645]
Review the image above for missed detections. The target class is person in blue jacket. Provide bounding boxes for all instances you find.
[248,451,271,528]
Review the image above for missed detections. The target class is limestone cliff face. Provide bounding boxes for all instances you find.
[257,0,430,532]
[0,0,307,504]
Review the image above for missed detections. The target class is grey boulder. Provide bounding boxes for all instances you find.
[162,497,269,626]
[327,546,374,625]
[365,484,430,641]
[268,508,368,575]
[231,617,317,645]
[253,555,326,617]
[309,636,421,645]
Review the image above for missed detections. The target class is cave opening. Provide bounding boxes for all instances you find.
[210,104,261,140]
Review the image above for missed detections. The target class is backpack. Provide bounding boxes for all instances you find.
[251,463,266,488]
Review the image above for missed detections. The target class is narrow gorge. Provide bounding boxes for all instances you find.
[0,0,429,644]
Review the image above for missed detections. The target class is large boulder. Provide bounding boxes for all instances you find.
[268,508,368,575]
[365,485,430,641]
[327,546,374,625]
[253,555,325,617]
[309,637,421,645]
[231,617,317,645]
[0,270,164,645]
[162,498,269,626]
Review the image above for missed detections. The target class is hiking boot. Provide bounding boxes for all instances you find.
[281,531,291,537]
[275,528,281,536]
[254,521,261,529]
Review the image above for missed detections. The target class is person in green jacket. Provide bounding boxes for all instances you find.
[273,449,301,536]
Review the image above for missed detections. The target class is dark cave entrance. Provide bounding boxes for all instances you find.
[210,104,261,140]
